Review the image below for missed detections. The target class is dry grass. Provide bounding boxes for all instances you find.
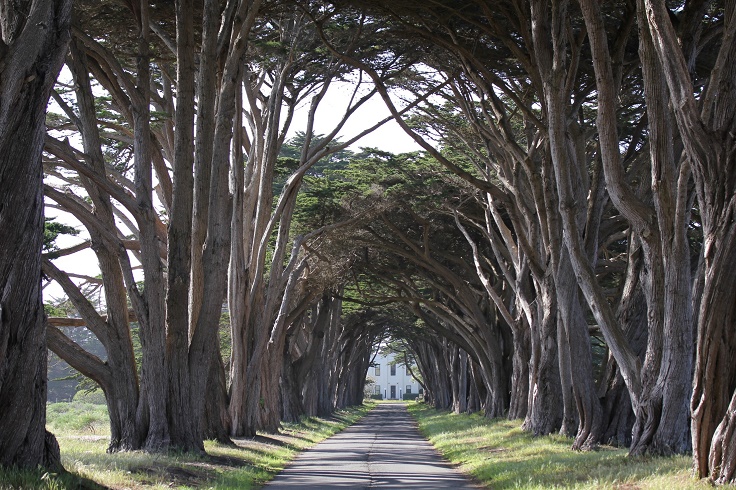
[0,401,374,489]
[408,402,735,490]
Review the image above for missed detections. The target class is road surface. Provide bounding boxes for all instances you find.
[263,403,477,489]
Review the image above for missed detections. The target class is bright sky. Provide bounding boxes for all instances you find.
[287,79,422,154]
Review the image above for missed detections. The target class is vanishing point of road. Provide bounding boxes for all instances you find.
[263,403,477,489]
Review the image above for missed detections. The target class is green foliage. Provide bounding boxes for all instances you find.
[294,147,485,368]
[43,299,76,318]
[219,311,232,368]
[364,376,376,397]
[43,218,79,252]
[72,389,106,405]
[293,146,466,238]
[275,132,353,198]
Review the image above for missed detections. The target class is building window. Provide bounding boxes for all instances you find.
[390,363,396,376]
[375,365,380,376]
[406,385,412,394]
[375,385,381,394]
[406,365,411,376]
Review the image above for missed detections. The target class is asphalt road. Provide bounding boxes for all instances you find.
[262,403,477,489]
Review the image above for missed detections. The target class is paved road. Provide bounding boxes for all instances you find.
[263,403,477,489]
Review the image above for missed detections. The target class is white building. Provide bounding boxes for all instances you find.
[367,352,421,400]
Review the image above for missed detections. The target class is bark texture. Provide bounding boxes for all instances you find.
[0,0,71,470]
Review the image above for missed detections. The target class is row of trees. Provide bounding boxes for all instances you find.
[1,0,734,486]
[40,0,401,453]
[279,0,735,484]
[1,0,386,468]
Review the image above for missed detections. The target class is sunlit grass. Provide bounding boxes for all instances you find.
[46,401,110,436]
[408,402,735,489]
[0,401,374,489]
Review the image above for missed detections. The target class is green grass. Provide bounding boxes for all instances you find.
[0,467,98,490]
[46,401,110,435]
[0,401,374,489]
[407,402,736,489]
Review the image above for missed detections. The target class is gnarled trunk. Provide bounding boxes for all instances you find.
[0,0,71,470]
[556,249,602,449]
[202,353,231,443]
[600,243,647,446]
[66,38,141,452]
[692,217,736,482]
[523,280,563,435]
[633,0,735,469]
[507,319,530,420]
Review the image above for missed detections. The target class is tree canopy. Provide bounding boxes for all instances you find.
[1,0,735,485]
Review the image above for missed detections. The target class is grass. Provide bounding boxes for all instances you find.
[407,402,736,490]
[46,402,110,435]
[0,401,374,489]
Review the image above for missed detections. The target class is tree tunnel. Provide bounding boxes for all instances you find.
[2,0,735,484]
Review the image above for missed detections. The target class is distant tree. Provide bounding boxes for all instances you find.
[363,376,376,397]
[43,218,79,252]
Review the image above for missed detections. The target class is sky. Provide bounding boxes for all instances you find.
[286,78,422,153]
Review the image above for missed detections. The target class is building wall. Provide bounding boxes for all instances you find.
[368,352,421,400]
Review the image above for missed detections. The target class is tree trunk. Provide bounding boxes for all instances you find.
[708,392,736,485]
[280,297,336,424]
[257,352,285,433]
[557,309,578,439]
[507,318,530,420]
[316,305,342,416]
[457,349,469,413]
[467,361,482,414]
[132,6,170,451]
[189,0,219,336]
[67,38,141,452]
[626,1,693,455]
[449,347,461,413]
[522,280,563,435]
[557,248,603,449]
[202,353,231,443]
[281,346,304,424]
[165,0,200,454]
[635,0,736,479]
[532,0,645,438]
[0,0,71,470]
[692,224,736,481]
[43,261,141,452]
[193,0,262,443]
[600,244,647,446]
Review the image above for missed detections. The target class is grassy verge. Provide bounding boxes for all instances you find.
[1,401,374,489]
[408,402,735,489]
